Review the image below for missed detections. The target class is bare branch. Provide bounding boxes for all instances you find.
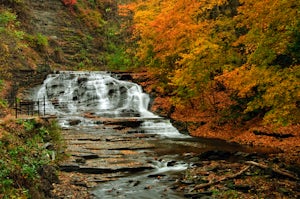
[245,161,299,181]
[193,165,251,190]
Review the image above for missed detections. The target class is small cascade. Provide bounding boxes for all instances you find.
[91,157,188,199]
[35,71,187,138]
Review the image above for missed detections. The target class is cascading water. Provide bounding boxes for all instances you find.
[35,71,187,138]
[32,72,269,199]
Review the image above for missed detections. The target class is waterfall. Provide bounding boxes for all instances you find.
[36,71,152,117]
[35,71,187,138]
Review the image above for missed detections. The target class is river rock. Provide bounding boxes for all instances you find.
[197,150,233,160]
[69,119,81,126]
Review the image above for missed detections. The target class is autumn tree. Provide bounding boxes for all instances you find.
[130,0,241,107]
[124,0,300,125]
[218,0,300,125]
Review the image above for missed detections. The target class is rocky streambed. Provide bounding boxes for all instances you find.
[29,71,298,198]
[50,115,299,199]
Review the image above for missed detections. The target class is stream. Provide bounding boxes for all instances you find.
[32,71,272,198]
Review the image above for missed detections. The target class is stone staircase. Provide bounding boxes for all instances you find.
[58,119,158,187]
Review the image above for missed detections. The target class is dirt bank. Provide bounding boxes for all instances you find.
[131,71,300,166]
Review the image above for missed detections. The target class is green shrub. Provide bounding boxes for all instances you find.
[0,10,17,28]
[0,118,63,198]
[25,33,48,52]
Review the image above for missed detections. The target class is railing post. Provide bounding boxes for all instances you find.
[37,100,40,116]
[31,102,34,116]
[43,96,46,116]
[19,100,22,115]
[27,102,30,116]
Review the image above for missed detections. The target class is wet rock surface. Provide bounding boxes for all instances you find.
[50,116,300,199]
[53,117,189,198]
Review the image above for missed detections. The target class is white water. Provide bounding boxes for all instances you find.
[35,71,187,138]
[91,157,188,199]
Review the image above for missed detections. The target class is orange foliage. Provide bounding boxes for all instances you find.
[62,0,77,6]
[138,0,203,60]
[128,0,300,126]
[118,4,135,17]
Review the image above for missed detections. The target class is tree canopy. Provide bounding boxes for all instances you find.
[120,0,300,125]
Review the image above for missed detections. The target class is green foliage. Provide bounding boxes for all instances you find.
[0,118,63,198]
[18,119,36,131]
[0,10,17,28]
[0,10,24,39]
[25,33,48,52]
[100,15,136,70]
[0,80,7,108]
[75,0,105,28]
[105,41,133,70]
[0,8,29,78]
[36,33,48,47]
[287,22,300,64]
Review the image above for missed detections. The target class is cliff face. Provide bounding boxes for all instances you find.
[23,0,106,70]
[24,0,110,71]
[0,0,111,100]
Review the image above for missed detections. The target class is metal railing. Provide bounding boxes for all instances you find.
[13,97,47,118]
